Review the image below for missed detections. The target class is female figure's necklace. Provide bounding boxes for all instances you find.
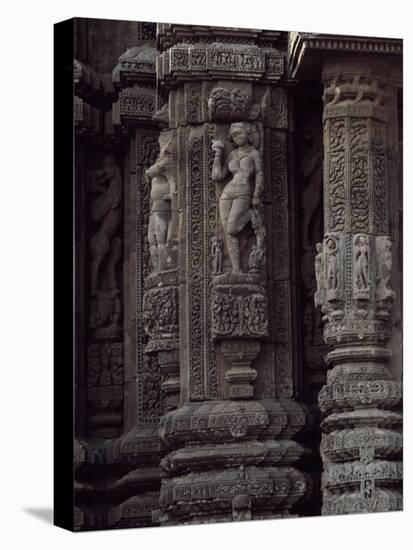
[235,145,250,162]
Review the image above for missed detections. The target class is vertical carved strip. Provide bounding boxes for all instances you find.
[135,129,160,423]
[205,124,219,399]
[350,118,369,233]
[271,131,289,280]
[270,130,293,397]
[87,153,124,438]
[326,118,346,232]
[186,135,205,401]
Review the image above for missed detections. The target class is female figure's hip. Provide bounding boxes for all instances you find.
[221,180,251,200]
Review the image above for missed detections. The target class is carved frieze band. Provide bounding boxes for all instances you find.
[113,86,157,125]
[157,44,284,85]
[315,233,395,328]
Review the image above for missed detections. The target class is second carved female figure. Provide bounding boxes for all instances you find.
[211,122,265,274]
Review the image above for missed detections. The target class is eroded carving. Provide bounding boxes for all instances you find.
[325,234,340,295]
[211,281,268,339]
[143,286,179,352]
[211,237,224,275]
[376,236,395,320]
[90,154,122,296]
[314,242,325,308]
[323,71,388,108]
[89,290,121,339]
[354,234,370,294]
[87,342,123,387]
[208,87,259,122]
[145,136,176,273]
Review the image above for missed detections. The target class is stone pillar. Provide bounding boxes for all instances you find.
[316,58,402,515]
[156,25,310,525]
[104,40,167,529]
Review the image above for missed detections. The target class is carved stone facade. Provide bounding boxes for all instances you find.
[73,20,402,530]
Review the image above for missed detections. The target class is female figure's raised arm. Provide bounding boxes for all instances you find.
[211,140,229,182]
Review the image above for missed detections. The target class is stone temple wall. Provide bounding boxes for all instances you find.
[72,19,402,530]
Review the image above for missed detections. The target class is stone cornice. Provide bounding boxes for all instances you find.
[112,45,159,87]
[288,32,402,79]
[157,23,285,51]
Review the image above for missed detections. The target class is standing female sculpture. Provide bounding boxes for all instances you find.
[354,235,369,291]
[211,122,265,274]
[90,154,122,295]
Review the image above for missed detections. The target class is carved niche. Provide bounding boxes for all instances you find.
[86,153,124,437]
[209,117,269,399]
[375,235,395,320]
[88,154,123,340]
[211,121,266,277]
[353,234,371,318]
[142,129,180,411]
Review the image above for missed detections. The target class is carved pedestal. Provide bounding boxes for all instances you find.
[316,58,402,514]
[143,272,180,410]
[220,340,260,400]
[212,274,268,399]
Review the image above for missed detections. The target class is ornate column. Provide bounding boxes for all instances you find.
[156,24,311,525]
[103,36,167,529]
[315,58,402,515]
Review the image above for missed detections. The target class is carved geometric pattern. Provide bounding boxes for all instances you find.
[204,124,219,399]
[159,44,284,87]
[211,285,268,339]
[186,135,206,401]
[350,119,369,232]
[143,287,179,352]
[325,118,345,232]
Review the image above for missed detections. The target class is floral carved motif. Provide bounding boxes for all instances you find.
[211,284,268,339]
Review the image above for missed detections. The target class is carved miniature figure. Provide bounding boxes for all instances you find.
[314,242,324,306]
[248,243,265,273]
[376,236,395,302]
[354,235,369,290]
[324,72,388,107]
[211,122,265,274]
[89,290,121,338]
[90,154,122,295]
[211,237,224,274]
[325,237,339,291]
[145,140,174,272]
[152,102,169,127]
